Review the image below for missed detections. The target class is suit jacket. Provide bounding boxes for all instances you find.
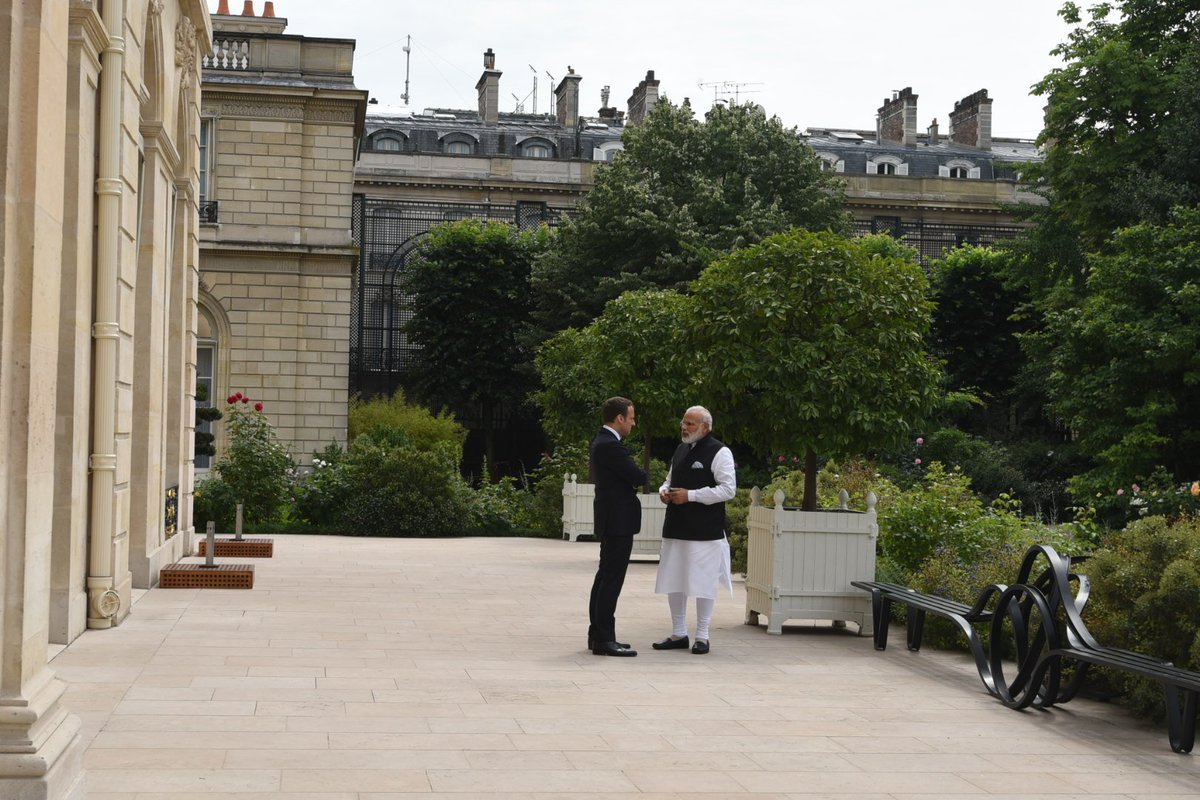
[589,427,648,538]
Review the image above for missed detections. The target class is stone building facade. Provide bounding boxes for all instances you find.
[806,87,1042,261]
[198,2,366,464]
[0,1,212,796]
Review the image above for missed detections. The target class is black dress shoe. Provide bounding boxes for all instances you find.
[691,639,710,655]
[592,641,637,657]
[652,635,690,650]
[588,638,630,650]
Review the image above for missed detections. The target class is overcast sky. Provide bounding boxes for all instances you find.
[249,1,1075,140]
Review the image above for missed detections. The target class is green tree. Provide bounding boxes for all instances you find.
[404,220,550,471]
[532,100,848,333]
[1040,206,1200,506]
[535,289,690,482]
[688,230,941,510]
[1031,1,1200,250]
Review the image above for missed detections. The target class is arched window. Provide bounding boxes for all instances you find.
[866,156,908,175]
[817,153,845,173]
[940,159,981,179]
[371,132,405,151]
[440,134,477,155]
[521,139,554,158]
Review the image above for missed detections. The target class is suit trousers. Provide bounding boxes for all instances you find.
[588,533,634,643]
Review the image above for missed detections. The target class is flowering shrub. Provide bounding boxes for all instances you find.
[1074,466,1200,531]
[194,393,293,531]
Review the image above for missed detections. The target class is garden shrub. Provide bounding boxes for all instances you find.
[527,444,590,537]
[467,472,542,536]
[337,436,472,537]
[348,390,466,454]
[195,393,293,531]
[922,427,1029,506]
[1081,515,1200,720]
[908,511,1085,651]
[291,444,349,531]
[878,462,985,575]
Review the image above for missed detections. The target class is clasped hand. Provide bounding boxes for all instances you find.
[660,488,688,505]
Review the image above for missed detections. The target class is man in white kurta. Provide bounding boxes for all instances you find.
[653,406,736,654]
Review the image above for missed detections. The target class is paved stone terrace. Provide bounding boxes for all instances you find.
[56,534,1200,799]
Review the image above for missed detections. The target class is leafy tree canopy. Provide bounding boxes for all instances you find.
[535,289,691,478]
[1040,205,1200,500]
[1031,1,1200,250]
[687,230,941,509]
[404,220,549,466]
[531,100,848,333]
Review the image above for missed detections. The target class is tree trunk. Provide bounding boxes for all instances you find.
[802,449,818,511]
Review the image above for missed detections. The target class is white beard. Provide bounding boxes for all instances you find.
[681,430,702,444]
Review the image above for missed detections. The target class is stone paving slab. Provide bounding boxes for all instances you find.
[55,534,1200,799]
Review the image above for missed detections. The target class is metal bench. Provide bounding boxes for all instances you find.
[853,545,1200,753]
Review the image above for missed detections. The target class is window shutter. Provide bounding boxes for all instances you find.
[593,148,605,161]
[835,160,845,173]
[866,161,877,174]
[897,162,909,176]
[968,167,981,179]
[938,165,951,177]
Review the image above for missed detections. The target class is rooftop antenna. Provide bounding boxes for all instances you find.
[511,92,525,113]
[697,79,763,106]
[545,70,556,115]
[528,65,539,115]
[400,35,411,106]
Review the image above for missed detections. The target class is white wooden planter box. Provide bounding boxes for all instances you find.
[562,474,664,557]
[744,487,878,635]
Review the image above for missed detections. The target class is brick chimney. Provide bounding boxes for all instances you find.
[554,67,582,128]
[949,89,992,150]
[241,0,255,15]
[262,1,275,16]
[216,0,230,13]
[877,87,918,146]
[927,117,939,145]
[627,70,660,126]
[476,48,501,125]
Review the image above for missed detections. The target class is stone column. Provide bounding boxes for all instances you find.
[0,1,87,798]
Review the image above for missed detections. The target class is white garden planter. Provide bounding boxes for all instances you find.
[744,487,877,635]
[561,474,664,557]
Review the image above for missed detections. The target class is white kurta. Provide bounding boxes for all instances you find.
[655,537,733,599]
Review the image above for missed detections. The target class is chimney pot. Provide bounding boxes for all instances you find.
[216,0,231,13]
[241,0,255,15]
[483,48,495,70]
[262,1,275,16]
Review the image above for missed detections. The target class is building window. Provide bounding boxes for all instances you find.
[199,118,212,203]
[372,133,404,151]
[867,157,907,176]
[522,141,552,158]
[445,140,473,155]
[940,160,981,179]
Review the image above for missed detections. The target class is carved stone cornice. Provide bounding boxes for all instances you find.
[204,95,305,120]
[304,101,357,124]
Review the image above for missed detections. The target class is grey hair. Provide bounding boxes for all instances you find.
[686,405,713,429]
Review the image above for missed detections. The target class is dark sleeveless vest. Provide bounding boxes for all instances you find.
[662,433,727,541]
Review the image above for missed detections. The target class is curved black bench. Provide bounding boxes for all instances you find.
[853,545,1200,754]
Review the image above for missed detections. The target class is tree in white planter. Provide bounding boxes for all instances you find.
[688,229,941,510]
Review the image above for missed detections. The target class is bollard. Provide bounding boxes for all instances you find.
[234,503,244,541]
[202,521,217,568]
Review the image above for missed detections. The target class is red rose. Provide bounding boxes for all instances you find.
[234,392,243,400]
[227,395,236,404]
[241,397,250,403]
[254,402,263,411]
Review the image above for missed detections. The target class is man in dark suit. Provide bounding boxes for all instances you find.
[587,396,647,657]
